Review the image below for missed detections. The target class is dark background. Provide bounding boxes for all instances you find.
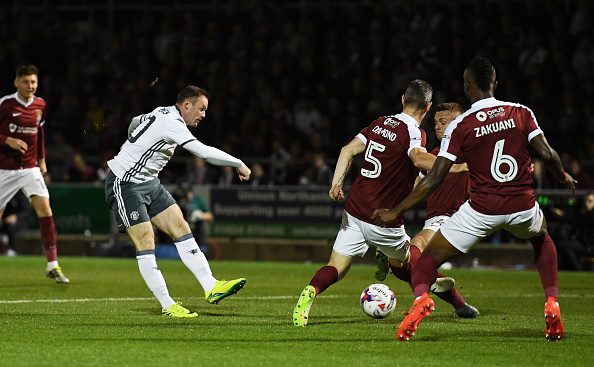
[0,0,592,189]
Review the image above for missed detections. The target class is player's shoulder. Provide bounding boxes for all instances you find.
[374,113,420,132]
[466,98,532,118]
[152,106,184,123]
[32,95,46,108]
[0,93,17,108]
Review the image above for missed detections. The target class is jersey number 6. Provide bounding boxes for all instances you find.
[490,139,518,182]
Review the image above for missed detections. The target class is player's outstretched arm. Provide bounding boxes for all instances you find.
[371,156,452,226]
[329,137,365,202]
[530,134,577,193]
[409,148,436,171]
[410,148,467,173]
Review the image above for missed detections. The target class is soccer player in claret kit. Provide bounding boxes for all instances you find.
[0,65,69,283]
[375,102,478,318]
[372,57,576,342]
[293,80,468,327]
[106,85,250,317]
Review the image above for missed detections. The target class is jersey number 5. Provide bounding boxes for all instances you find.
[361,140,385,179]
[490,139,518,182]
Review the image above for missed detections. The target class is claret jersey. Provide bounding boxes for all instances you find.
[0,92,46,169]
[439,97,540,215]
[345,113,426,227]
[108,105,243,183]
[420,146,470,219]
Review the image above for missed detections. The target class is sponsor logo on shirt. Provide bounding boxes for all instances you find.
[8,123,37,134]
[383,117,400,128]
[12,112,22,117]
[476,107,506,122]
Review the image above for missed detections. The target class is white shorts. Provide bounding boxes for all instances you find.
[440,201,544,253]
[333,211,410,260]
[422,215,450,232]
[0,168,49,211]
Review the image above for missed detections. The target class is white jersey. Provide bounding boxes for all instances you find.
[108,105,243,183]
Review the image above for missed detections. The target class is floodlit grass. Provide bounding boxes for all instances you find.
[1,256,593,366]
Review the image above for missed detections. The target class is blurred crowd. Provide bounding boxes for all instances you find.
[0,0,593,189]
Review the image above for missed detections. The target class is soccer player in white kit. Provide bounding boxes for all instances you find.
[105,85,251,317]
[0,65,69,283]
[372,57,576,341]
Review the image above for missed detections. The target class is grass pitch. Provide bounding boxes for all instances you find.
[1,256,593,367]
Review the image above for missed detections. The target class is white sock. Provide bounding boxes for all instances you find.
[47,261,58,270]
[137,252,175,310]
[175,235,217,292]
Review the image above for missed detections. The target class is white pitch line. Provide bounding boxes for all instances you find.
[0,295,347,304]
[0,293,592,304]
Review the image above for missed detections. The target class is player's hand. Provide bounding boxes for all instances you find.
[237,164,251,181]
[4,214,18,225]
[560,172,577,194]
[329,185,344,202]
[6,137,27,154]
[371,209,399,227]
[450,162,468,173]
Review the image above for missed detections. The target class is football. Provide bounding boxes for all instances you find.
[360,283,396,319]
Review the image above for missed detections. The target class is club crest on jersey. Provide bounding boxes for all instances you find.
[130,211,140,220]
[36,109,42,123]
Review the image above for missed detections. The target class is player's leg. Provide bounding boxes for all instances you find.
[412,225,477,315]
[375,228,429,281]
[294,211,362,327]
[396,231,461,340]
[413,231,464,296]
[388,229,431,283]
[386,216,448,284]
[506,204,563,341]
[386,223,473,315]
[30,195,55,259]
[150,203,245,304]
[127,221,195,317]
[19,167,67,282]
[531,221,564,341]
[30,194,70,283]
[106,173,194,317]
[398,203,490,340]
[0,171,21,221]
[293,250,353,327]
